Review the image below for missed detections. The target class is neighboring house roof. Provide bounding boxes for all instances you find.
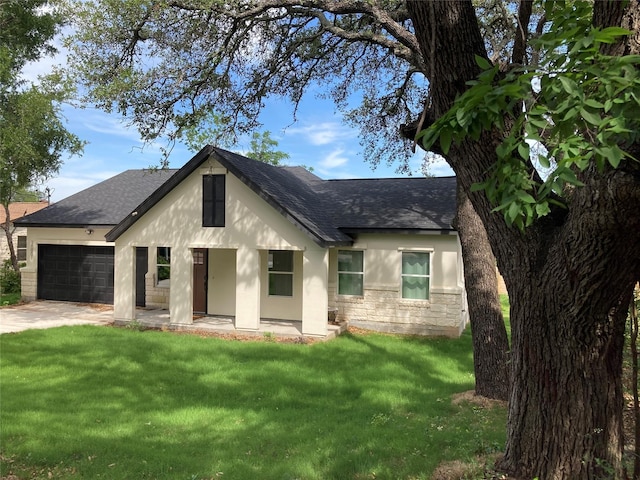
[1,201,49,225]
[16,146,457,247]
[14,169,178,228]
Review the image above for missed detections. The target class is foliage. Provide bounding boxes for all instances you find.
[246,131,290,165]
[0,259,21,294]
[181,111,235,151]
[9,187,41,202]
[0,326,506,479]
[156,254,170,281]
[0,0,61,83]
[0,0,85,204]
[0,291,21,306]
[182,111,289,165]
[62,0,424,169]
[0,79,84,205]
[419,0,640,229]
[0,0,84,270]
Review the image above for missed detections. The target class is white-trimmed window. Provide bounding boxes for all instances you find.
[157,247,171,287]
[17,236,27,261]
[337,250,364,296]
[268,250,293,296]
[401,252,430,300]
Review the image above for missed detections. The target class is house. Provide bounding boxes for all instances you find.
[1,201,49,265]
[16,146,468,338]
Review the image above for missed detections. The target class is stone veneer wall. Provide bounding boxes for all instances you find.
[20,270,37,301]
[145,273,170,309]
[0,226,26,264]
[329,285,465,337]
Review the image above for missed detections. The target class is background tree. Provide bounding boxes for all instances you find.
[63,0,510,402]
[182,111,289,165]
[0,0,84,272]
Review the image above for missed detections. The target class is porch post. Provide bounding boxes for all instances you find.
[235,246,260,330]
[302,248,328,336]
[114,244,135,322]
[170,246,193,324]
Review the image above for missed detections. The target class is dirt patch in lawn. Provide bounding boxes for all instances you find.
[431,454,517,480]
[451,390,507,409]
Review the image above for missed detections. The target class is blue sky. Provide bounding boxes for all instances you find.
[22,41,454,203]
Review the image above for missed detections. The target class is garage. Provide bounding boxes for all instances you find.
[37,244,114,304]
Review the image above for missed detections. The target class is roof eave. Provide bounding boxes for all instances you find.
[340,227,456,235]
[14,222,117,229]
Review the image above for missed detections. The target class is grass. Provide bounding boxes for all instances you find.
[0,292,21,306]
[0,326,507,479]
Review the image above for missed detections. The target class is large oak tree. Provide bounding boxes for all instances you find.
[63,0,640,477]
[407,0,640,477]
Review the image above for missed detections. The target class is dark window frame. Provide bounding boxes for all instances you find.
[203,174,225,227]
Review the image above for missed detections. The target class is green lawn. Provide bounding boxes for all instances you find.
[0,325,506,479]
[0,292,21,306]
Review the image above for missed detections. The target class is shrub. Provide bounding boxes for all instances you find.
[0,261,21,294]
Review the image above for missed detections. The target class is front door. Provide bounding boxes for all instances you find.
[193,248,208,314]
[135,247,148,307]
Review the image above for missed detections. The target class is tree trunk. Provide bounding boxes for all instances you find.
[630,286,639,480]
[406,1,640,477]
[500,268,630,478]
[1,203,19,272]
[453,182,510,401]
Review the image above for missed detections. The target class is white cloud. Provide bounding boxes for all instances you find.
[288,122,355,146]
[319,149,349,169]
[45,171,119,202]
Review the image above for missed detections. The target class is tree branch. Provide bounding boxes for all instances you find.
[512,0,533,65]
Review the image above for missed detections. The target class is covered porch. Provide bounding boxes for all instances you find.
[113,244,333,337]
[113,308,347,340]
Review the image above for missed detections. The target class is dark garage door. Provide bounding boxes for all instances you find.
[38,244,115,304]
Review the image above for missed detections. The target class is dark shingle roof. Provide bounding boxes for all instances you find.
[18,146,457,246]
[15,169,178,227]
[321,177,457,232]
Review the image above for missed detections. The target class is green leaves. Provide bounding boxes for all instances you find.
[418,0,639,230]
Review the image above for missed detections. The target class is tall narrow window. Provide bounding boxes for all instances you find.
[401,252,430,300]
[337,250,364,296]
[203,174,225,227]
[17,236,27,261]
[268,250,293,296]
[157,247,171,287]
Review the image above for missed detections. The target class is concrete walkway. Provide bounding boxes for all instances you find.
[0,300,347,339]
[0,300,114,334]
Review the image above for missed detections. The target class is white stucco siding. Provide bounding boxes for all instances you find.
[207,248,236,316]
[115,162,322,323]
[259,249,303,321]
[117,164,315,250]
[328,233,467,337]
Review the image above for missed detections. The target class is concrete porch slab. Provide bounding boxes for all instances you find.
[117,308,348,340]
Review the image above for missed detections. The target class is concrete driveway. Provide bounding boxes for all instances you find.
[0,300,114,334]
